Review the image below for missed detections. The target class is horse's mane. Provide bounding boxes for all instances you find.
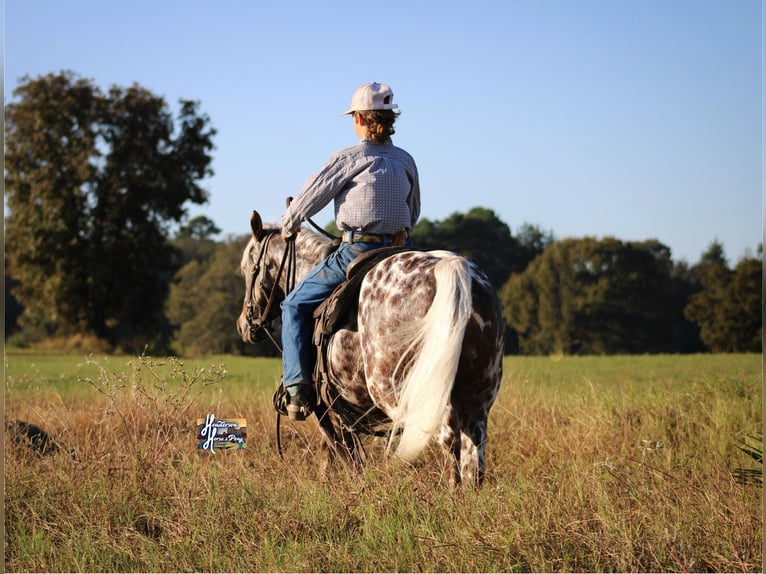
[294,225,335,264]
[246,223,335,267]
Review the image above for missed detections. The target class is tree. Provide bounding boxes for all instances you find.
[501,237,681,355]
[666,261,707,353]
[515,222,555,266]
[5,260,23,338]
[178,215,222,240]
[166,235,276,356]
[173,215,222,270]
[699,239,728,269]
[684,254,762,352]
[5,71,216,350]
[411,207,532,288]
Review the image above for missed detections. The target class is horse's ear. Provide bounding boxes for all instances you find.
[250,211,263,240]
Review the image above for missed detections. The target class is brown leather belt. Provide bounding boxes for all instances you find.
[341,231,393,244]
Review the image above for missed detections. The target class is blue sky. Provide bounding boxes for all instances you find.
[5,0,763,264]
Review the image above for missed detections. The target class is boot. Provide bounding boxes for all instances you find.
[285,383,314,421]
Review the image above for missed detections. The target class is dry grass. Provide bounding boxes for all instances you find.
[4,352,762,572]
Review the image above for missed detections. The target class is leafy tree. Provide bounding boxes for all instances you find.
[5,71,215,350]
[5,260,23,337]
[411,207,532,288]
[166,235,276,356]
[501,237,681,355]
[666,261,706,353]
[677,239,730,292]
[178,215,222,240]
[515,222,555,266]
[684,254,762,352]
[173,216,222,269]
[501,240,570,355]
[699,239,728,269]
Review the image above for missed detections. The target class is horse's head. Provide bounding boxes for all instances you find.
[236,210,286,344]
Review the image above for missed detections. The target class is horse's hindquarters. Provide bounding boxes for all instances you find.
[357,252,504,484]
[357,251,439,417]
[453,264,504,411]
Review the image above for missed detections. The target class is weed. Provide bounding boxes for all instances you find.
[78,354,226,481]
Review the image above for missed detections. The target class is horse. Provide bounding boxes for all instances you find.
[237,211,504,487]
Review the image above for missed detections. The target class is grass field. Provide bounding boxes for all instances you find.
[4,351,763,572]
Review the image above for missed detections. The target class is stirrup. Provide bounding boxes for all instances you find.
[287,403,311,421]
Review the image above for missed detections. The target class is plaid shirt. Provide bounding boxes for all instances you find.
[281,138,420,236]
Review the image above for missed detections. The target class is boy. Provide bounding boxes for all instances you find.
[280,81,421,420]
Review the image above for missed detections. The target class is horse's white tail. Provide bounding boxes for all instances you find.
[389,254,473,462]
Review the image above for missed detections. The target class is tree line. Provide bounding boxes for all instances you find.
[5,72,762,355]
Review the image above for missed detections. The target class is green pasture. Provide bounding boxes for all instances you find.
[5,352,281,401]
[5,350,760,403]
[4,351,763,572]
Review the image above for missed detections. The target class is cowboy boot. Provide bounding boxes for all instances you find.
[285,383,315,421]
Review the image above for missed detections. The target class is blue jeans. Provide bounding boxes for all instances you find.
[281,241,381,388]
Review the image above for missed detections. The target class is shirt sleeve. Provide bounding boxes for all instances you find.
[280,151,356,235]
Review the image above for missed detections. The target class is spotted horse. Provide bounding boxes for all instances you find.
[237,211,504,487]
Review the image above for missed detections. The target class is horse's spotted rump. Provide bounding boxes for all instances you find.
[354,250,503,486]
[358,252,437,408]
[239,217,504,488]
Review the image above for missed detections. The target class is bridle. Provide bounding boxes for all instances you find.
[244,197,336,351]
[244,230,297,352]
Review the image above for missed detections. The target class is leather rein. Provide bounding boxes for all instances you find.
[244,230,296,353]
[244,208,336,350]
[243,205,338,460]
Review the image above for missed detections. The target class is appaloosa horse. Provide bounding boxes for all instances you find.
[237,211,504,487]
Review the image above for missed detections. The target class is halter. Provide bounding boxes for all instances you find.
[244,230,297,352]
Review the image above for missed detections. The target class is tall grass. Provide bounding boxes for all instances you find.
[4,352,762,572]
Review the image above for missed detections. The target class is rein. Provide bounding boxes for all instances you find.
[245,196,335,347]
[245,198,340,461]
[287,195,340,243]
[244,229,298,461]
[245,232,297,353]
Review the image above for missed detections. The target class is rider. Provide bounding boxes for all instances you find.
[279,81,421,421]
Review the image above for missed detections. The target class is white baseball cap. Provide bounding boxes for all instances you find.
[340,82,398,115]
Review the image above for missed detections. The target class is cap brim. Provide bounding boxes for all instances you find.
[339,104,399,116]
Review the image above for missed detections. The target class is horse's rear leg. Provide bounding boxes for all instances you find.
[439,411,489,488]
[438,407,462,489]
[458,417,488,487]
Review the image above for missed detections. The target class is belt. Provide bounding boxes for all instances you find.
[341,231,393,244]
